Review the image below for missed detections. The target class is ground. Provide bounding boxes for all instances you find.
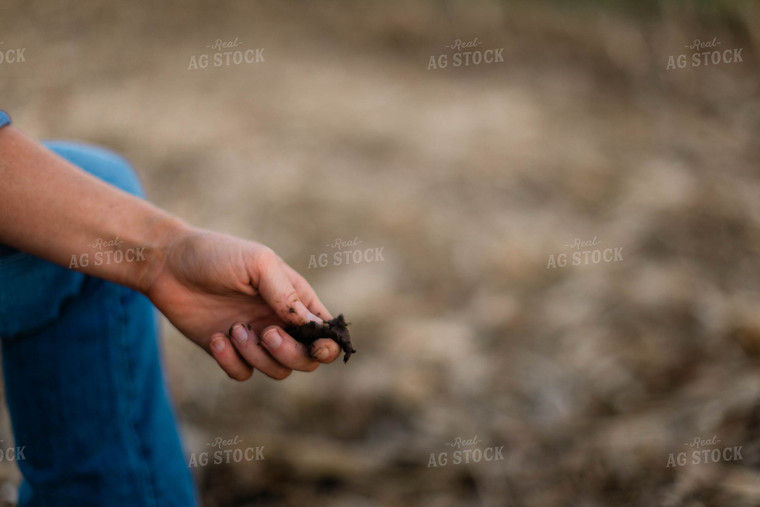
[1,1,760,505]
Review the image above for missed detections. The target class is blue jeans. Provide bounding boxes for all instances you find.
[0,142,198,506]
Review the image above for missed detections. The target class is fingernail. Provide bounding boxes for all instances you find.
[307,311,323,324]
[231,325,248,345]
[314,346,329,362]
[262,328,282,349]
[211,336,225,353]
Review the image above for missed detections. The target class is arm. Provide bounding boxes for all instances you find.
[0,126,175,292]
[0,125,341,380]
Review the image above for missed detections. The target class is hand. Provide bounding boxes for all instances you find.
[143,226,341,380]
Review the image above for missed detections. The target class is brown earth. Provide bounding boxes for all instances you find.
[1,1,760,505]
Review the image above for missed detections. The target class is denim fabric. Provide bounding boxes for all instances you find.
[0,141,198,506]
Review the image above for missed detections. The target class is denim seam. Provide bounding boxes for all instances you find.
[114,286,160,507]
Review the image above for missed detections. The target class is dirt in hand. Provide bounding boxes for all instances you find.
[285,314,355,363]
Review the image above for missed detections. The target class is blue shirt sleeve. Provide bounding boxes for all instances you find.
[0,110,10,129]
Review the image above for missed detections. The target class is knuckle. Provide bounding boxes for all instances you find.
[277,291,302,319]
[253,247,278,276]
[290,271,308,289]
[257,246,278,265]
[284,290,300,306]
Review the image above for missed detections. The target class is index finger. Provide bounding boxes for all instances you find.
[281,262,333,322]
[254,250,322,326]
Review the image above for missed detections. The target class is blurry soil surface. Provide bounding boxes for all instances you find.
[1,1,760,505]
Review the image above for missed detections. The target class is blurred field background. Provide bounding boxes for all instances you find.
[1,0,760,505]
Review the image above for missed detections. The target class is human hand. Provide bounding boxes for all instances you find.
[143,227,341,380]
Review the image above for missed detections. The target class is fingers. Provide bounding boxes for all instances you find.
[209,333,253,381]
[212,321,340,381]
[228,323,292,380]
[255,250,322,327]
[281,262,333,322]
[259,326,330,372]
[309,338,341,364]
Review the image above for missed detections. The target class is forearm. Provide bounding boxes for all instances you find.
[0,126,192,293]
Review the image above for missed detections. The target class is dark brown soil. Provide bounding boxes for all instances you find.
[285,314,355,363]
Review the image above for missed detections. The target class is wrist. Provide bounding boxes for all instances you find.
[130,214,197,296]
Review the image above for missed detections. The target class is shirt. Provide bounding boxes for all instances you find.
[0,110,10,128]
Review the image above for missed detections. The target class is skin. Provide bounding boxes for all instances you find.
[0,125,341,380]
